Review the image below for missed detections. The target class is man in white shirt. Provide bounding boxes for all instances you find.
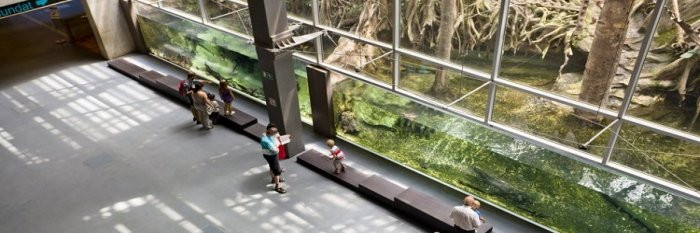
[450,196,482,233]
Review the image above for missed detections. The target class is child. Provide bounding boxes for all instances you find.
[473,200,486,223]
[219,80,235,116]
[326,139,346,174]
[206,93,221,125]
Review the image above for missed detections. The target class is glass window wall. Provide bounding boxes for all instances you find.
[133,0,700,232]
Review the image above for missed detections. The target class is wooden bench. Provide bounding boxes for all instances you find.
[395,188,493,233]
[107,59,148,80]
[296,149,371,189]
[395,187,455,233]
[215,103,257,130]
[242,123,266,141]
[156,75,187,103]
[138,70,165,89]
[358,175,407,206]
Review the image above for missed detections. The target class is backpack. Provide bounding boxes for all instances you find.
[177,80,186,96]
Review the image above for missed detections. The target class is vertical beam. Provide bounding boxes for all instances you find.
[248,0,306,156]
[118,0,147,53]
[197,0,209,23]
[485,0,511,123]
[392,0,400,90]
[312,0,323,64]
[601,0,668,164]
[306,64,335,138]
[81,0,137,59]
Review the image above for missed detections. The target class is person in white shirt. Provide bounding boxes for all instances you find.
[450,195,482,233]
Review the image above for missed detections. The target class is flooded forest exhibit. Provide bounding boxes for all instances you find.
[134,0,700,232]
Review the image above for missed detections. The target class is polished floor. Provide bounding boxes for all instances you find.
[0,2,546,233]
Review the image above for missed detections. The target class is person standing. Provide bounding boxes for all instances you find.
[261,124,286,194]
[325,139,346,174]
[450,196,482,233]
[206,93,221,125]
[218,80,235,116]
[192,83,213,130]
[179,73,200,123]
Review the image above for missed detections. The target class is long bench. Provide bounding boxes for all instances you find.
[297,150,494,233]
[297,149,371,189]
[107,59,148,80]
[358,174,407,206]
[107,58,264,144]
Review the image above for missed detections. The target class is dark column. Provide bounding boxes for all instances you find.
[248,0,305,156]
[306,65,335,138]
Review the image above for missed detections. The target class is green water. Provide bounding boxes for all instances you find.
[333,79,700,232]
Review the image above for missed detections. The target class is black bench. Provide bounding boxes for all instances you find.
[243,123,266,141]
[212,100,257,129]
[107,59,147,80]
[156,75,187,102]
[296,149,371,189]
[138,70,165,89]
[395,188,493,233]
[358,175,407,206]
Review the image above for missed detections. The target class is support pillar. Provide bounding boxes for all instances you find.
[81,0,136,59]
[306,65,335,138]
[249,0,305,156]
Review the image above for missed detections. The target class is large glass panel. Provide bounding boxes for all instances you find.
[333,77,700,232]
[319,0,393,43]
[400,0,496,73]
[286,0,312,21]
[625,0,700,135]
[203,0,252,36]
[399,56,487,117]
[612,123,700,191]
[137,3,264,100]
[322,32,393,84]
[161,0,201,18]
[493,86,614,157]
[294,58,313,123]
[498,0,644,111]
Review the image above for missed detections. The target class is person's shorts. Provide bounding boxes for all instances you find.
[263,154,282,175]
[332,158,344,167]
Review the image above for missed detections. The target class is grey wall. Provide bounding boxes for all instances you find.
[81,0,135,59]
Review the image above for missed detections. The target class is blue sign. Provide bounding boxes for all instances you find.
[0,0,67,19]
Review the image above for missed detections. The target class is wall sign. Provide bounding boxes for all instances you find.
[0,0,68,19]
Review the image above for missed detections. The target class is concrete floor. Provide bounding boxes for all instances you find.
[0,2,548,233]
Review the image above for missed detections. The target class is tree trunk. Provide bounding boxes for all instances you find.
[577,0,636,121]
[323,0,389,84]
[671,0,686,44]
[430,0,458,95]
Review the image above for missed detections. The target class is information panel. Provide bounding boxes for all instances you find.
[0,0,69,19]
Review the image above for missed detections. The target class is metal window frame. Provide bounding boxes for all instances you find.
[133,0,700,203]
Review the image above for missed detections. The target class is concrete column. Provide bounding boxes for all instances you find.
[249,0,306,157]
[81,0,135,59]
[118,0,146,53]
[306,64,335,138]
